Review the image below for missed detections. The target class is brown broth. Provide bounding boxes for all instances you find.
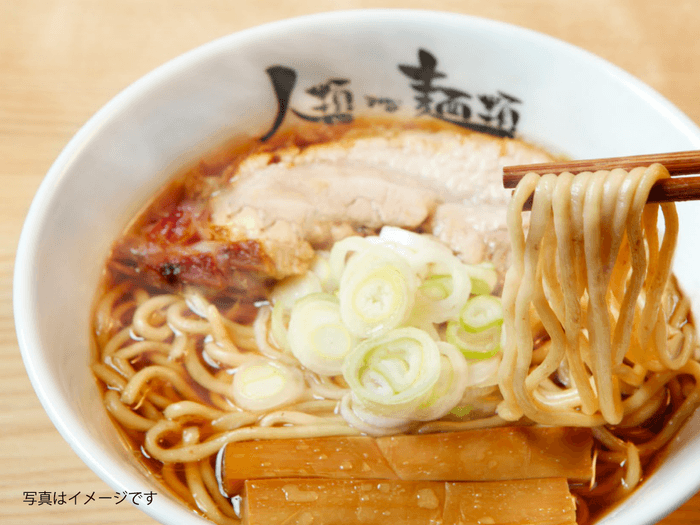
[91,118,699,525]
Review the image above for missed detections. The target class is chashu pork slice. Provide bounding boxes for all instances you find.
[210,128,556,279]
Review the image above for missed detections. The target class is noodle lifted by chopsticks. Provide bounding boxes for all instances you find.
[498,164,696,427]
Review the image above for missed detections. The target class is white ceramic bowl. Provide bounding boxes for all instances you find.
[14,9,700,525]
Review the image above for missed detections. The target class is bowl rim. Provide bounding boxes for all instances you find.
[13,8,700,525]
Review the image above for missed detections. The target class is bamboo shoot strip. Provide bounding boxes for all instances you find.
[375,426,593,482]
[443,478,577,525]
[242,478,576,525]
[223,427,593,493]
[222,436,397,494]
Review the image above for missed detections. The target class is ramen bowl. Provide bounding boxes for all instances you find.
[14,9,700,525]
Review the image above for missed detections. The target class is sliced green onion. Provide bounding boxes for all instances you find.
[465,262,498,295]
[459,295,503,333]
[286,293,355,376]
[231,359,305,412]
[379,226,451,258]
[342,327,441,417]
[407,248,471,324]
[270,301,291,352]
[412,342,469,421]
[269,270,325,353]
[271,271,323,309]
[328,236,372,286]
[310,251,334,291]
[446,320,501,360]
[418,274,452,301]
[343,393,413,435]
[404,305,440,341]
[338,246,416,338]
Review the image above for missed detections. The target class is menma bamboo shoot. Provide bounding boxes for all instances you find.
[376,426,593,482]
[222,436,397,493]
[223,426,592,494]
[242,477,577,525]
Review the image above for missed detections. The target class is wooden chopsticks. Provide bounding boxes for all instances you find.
[503,150,700,204]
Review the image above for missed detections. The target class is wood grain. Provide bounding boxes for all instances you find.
[3,1,700,525]
[503,150,700,184]
[502,150,700,208]
[503,150,700,205]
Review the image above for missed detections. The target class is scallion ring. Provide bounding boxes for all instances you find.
[287,293,356,376]
[342,327,441,417]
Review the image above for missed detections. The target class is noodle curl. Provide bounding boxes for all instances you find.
[498,164,700,498]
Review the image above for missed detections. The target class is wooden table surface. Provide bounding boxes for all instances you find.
[3,1,700,524]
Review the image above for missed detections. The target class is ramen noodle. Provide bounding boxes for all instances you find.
[92,120,699,524]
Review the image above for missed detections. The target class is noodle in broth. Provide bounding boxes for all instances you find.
[92,123,700,524]
[499,164,700,516]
